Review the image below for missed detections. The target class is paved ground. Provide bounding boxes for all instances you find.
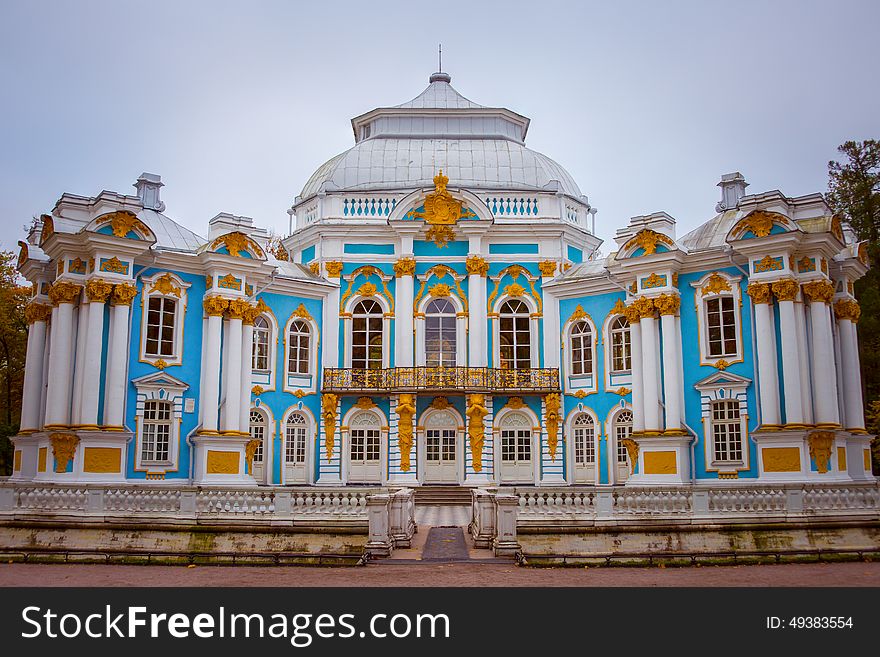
[414,505,471,527]
[2,561,879,586]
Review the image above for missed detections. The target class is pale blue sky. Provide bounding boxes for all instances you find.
[1,0,877,254]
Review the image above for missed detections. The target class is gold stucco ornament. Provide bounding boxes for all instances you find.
[50,433,79,473]
[544,393,561,461]
[627,229,674,256]
[396,394,416,472]
[97,210,148,239]
[466,394,489,472]
[48,281,83,306]
[701,272,731,296]
[85,279,114,303]
[745,282,772,305]
[833,298,861,322]
[620,438,639,474]
[801,279,835,304]
[211,231,264,258]
[324,261,344,278]
[393,257,416,277]
[771,278,799,302]
[631,296,656,319]
[112,283,138,306]
[203,295,230,317]
[734,211,776,238]
[322,393,339,460]
[412,170,475,226]
[808,431,835,474]
[245,439,261,474]
[24,303,52,324]
[465,255,489,276]
[538,260,557,277]
[429,283,451,298]
[150,273,181,297]
[654,293,680,316]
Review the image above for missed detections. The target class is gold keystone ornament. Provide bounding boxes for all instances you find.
[411,170,475,247]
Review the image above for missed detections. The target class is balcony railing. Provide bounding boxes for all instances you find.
[322,367,560,394]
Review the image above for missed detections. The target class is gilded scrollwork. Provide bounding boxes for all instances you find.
[466,394,489,473]
[396,394,416,472]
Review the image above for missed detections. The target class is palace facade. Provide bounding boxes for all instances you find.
[9,72,875,488]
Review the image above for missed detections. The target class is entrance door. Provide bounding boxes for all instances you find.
[499,412,534,483]
[284,412,308,483]
[613,410,633,483]
[425,428,458,483]
[572,413,597,483]
[348,411,382,483]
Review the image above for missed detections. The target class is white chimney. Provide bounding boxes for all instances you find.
[135,173,165,212]
[715,172,748,212]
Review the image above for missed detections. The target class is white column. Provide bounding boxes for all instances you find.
[772,281,805,426]
[103,283,136,429]
[626,309,645,434]
[223,315,243,434]
[394,259,415,367]
[542,286,560,369]
[659,298,682,433]
[200,297,227,434]
[639,306,662,433]
[239,317,254,434]
[467,256,488,367]
[80,280,113,428]
[322,270,341,369]
[455,314,468,366]
[20,305,50,432]
[837,309,865,431]
[69,303,88,427]
[806,285,840,427]
[44,283,81,429]
[794,300,813,424]
[748,283,781,427]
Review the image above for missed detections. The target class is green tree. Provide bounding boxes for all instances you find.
[0,250,30,474]
[827,139,880,472]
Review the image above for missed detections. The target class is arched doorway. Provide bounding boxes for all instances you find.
[423,410,459,483]
[498,411,534,483]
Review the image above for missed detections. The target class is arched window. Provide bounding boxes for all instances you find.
[141,400,172,463]
[252,316,271,372]
[249,409,266,463]
[609,316,631,373]
[573,413,596,466]
[499,299,531,369]
[615,410,633,465]
[706,296,737,358]
[570,321,593,375]
[285,412,307,465]
[352,300,384,370]
[287,319,311,375]
[425,298,457,367]
[145,297,176,357]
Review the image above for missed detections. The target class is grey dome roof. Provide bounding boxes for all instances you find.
[298,74,583,201]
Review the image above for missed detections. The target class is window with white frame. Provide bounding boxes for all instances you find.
[249,409,266,463]
[710,400,743,463]
[425,298,457,367]
[570,320,593,376]
[287,320,311,375]
[352,299,384,370]
[573,413,596,465]
[609,316,631,373]
[350,427,381,462]
[145,297,176,358]
[706,296,737,358]
[252,316,271,372]
[499,299,531,369]
[615,410,633,464]
[141,400,172,463]
[500,413,532,463]
[285,413,307,465]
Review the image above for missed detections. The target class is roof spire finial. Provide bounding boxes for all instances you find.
[429,45,451,84]
[439,43,442,72]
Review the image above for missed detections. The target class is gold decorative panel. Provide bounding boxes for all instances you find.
[643,451,677,475]
[762,447,801,473]
[206,450,240,475]
[37,447,47,473]
[83,447,122,473]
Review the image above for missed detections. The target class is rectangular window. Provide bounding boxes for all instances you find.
[351,429,380,463]
[711,400,743,463]
[145,297,176,358]
[141,400,172,463]
[706,296,738,358]
[501,429,531,463]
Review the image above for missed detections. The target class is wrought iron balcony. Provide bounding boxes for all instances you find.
[322,367,560,394]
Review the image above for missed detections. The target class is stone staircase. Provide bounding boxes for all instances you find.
[413,485,473,506]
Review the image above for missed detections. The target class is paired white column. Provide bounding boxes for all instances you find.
[626,308,645,434]
[635,298,662,433]
[222,314,243,434]
[393,258,415,367]
[322,265,342,370]
[467,256,488,367]
[44,282,81,429]
[103,284,136,429]
[658,295,682,434]
[239,314,255,434]
[772,280,805,426]
[794,300,813,425]
[200,297,227,434]
[69,303,88,427]
[80,280,113,428]
[748,283,781,427]
[805,282,840,427]
[836,301,865,431]
[541,266,560,369]
[20,304,51,432]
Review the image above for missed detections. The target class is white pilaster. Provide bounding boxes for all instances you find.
[200,302,225,434]
[223,316,243,434]
[322,286,340,369]
[838,317,865,431]
[44,286,80,429]
[80,283,112,428]
[395,266,415,367]
[20,309,49,432]
[103,284,136,429]
[807,294,840,427]
[467,256,488,367]
[69,304,88,427]
[640,314,661,433]
[628,318,645,433]
[752,292,781,427]
[542,287,560,368]
[794,300,813,424]
[239,321,254,434]
[659,310,682,433]
[776,296,805,426]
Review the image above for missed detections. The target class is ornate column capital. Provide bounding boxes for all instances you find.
[85,278,114,303]
[324,261,344,278]
[746,281,772,304]
[654,293,680,316]
[631,296,656,319]
[226,298,252,320]
[47,281,82,306]
[203,295,230,316]
[770,278,800,302]
[111,282,138,306]
[802,279,835,304]
[623,304,642,325]
[241,302,261,325]
[393,257,416,277]
[833,298,861,322]
[25,302,53,324]
[538,260,557,277]
[465,255,489,276]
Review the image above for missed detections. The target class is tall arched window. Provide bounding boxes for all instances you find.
[573,413,596,466]
[285,412,307,466]
[609,316,631,373]
[425,298,457,367]
[615,410,634,466]
[570,321,593,375]
[252,316,271,372]
[499,299,531,369]
[352,300,384,370]
[141,400,172,463]
[287,319,311,375]
[249,409,266,464]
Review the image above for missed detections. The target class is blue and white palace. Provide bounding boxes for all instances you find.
[10,72,875,489]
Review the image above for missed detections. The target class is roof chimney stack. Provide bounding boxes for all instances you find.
[716,172,748,213]
[135,173,165,212]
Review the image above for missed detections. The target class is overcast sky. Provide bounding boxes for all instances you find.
[1,0,877,255]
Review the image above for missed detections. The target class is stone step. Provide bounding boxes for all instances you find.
[413,486,473,506]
